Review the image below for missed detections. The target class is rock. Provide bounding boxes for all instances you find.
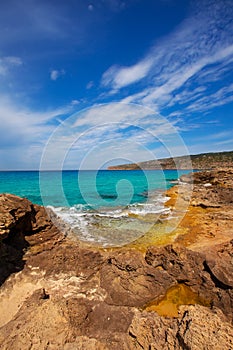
[205,240,233,288]
[0,289,73,350]
[128,309,179,349]
[145,244,209,290]
[179,173,193,184]
[0,194,34,285]
[67,299,133,339]
[145,243,233,322]
[128,305,233,350]
[100,249,176,307]
[176,305,233,350]
[180,169,233,206]
[166,169,233,253]
[0,193,33,239]
[0,193,64,286]
[63,338,109,350]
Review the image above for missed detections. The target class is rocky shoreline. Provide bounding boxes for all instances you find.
[0,169,233,349]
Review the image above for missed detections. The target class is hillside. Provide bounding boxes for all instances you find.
[108,151,233,170]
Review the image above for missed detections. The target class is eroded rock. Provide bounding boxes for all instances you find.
[100,249,176,307]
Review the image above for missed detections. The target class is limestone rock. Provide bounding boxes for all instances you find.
[177,305,233,350]
[128,309,179,349]
[100,249,176,307]
[205,240,233,288]
[128,305,233,350]
[0,193,33,239]
[145,244,205,285]
[0,193,63,286]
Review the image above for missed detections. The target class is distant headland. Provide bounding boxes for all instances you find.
[108,150,233,170]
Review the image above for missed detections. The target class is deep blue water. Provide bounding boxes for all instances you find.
[0,169,191,208]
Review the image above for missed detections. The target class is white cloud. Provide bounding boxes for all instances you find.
[203,131,233,141]
[140,45,233,107]
[102,59,153,90]
[72,103,154,128]
[86,80,94,89]
[0,98,189,170]
[71,99,80,106]
[50,69,65,81]
[4,56,22,65]
[183,83,233,114]
[101,0,233,116]
[39,103,189,170]
[0,56,22,75]
[0,96,75,169]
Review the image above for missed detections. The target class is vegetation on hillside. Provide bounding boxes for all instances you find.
[108,151,233,170]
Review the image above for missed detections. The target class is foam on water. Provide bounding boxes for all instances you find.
[48,190,171,246]
[0,169,192,247]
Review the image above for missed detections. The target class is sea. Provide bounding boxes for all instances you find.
[0,170,191,247]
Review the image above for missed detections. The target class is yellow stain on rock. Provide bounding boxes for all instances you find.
[144,284,210,317]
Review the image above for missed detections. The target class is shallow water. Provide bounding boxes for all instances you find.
[145,284,210,317]
[0,169,191,246]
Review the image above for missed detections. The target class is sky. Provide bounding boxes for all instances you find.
[0,0,233,170]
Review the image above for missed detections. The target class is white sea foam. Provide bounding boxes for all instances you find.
[47,191,170,246]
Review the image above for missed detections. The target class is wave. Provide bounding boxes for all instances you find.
[47,190,170,247]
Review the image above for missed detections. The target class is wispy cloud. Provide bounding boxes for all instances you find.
[71,99,80,106]
[184,83,233,114]
[0,96,76,169]
[86,80,94,89]
[0,56,22,75]
[40,103,189,170]
[101,59,153,91]
[101,0,233,116]
[202,130,233,141]
[50,69,65,81]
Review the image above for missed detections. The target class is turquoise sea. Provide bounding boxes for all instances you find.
[0,170,191,246]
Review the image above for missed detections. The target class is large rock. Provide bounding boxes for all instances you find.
[205,240,233,289]
[128,305,233,350]
[145,243,233,322]
[100,249,176,307]
[176,305,233,350]
[0,194,33,239]
[0,194,63,285]
[0,194,34,285]
[0,193,55,241]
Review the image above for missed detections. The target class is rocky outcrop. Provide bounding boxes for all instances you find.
[0,193,63,285]
[165,169,233,252]
[0,168,233,349]
[145,242,233,322]
[128,305,233,350]
[0,235,233,349]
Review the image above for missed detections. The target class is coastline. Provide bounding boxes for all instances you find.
[107,150,233,170]
[0,169,233,349]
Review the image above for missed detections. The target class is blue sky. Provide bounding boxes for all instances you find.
[0,0,233,170]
